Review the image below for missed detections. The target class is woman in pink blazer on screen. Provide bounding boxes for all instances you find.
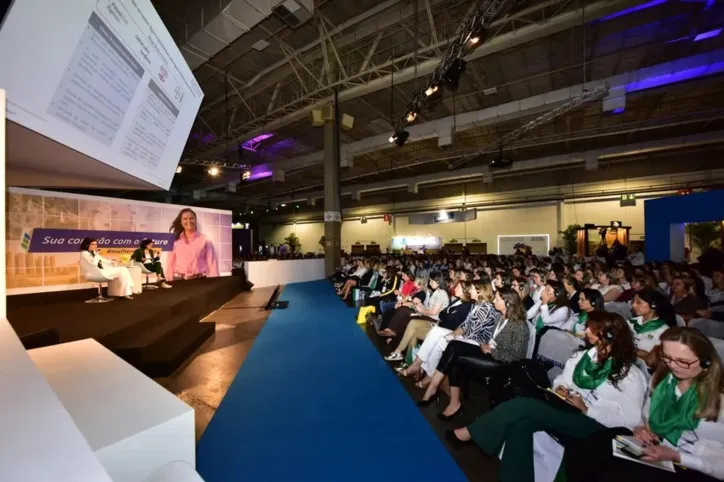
[167,208,219,280]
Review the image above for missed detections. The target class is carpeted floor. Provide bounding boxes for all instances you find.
[196,280,467,482]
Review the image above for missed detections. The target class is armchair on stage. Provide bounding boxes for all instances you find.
[83,266,115,304]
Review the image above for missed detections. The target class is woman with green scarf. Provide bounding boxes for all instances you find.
[530,280,570,332]
[565,327,724,481]
[447,311,647,482]
[629,288,676,366]
[567,288,604,337]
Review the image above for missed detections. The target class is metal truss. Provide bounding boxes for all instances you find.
[393,0,515,134]
[185,0,573,158]
[180,159,251,170]
[447,83,611,169]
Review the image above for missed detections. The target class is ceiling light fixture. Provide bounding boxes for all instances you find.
[406,111,418,123]
[389,130,410,147]
[208,166,220,176]
[175,166,182,173]
[425,84,439,97]
[280,203,286,207]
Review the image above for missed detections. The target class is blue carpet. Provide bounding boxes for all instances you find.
[197,280,467,482]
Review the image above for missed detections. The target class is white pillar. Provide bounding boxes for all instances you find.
[669,223,686,262]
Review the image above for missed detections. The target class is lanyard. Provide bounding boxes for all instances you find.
[491,319,509,343]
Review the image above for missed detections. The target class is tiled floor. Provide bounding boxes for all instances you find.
[155,286,278,440]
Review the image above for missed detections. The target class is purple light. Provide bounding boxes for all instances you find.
[705,0,715,10]
[625,61,724,93]
[612,107,625,114]
[694,28,722,42]
[201,133,216,144]
[247,171,273,181]
[241,133,274,151]
[597,0,667,22]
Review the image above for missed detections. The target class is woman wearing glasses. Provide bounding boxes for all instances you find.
[565,327,724,481]
[446,311,647,482]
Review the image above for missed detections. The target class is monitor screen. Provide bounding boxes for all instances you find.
[0,0,203,190]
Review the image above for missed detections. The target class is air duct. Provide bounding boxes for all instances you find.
[181,0,314,70]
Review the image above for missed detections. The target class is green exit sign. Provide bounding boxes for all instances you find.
[620,193,637,207]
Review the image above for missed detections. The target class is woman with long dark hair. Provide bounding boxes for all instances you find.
[167,208,218,280]
[530,280,570,332]
[565,327,724,481]
[447,311,647,482]
[131,239,172,288]
[567,288,604,337]
[630,288,677,366]
[79,237,135,299]
[432,287,530,419]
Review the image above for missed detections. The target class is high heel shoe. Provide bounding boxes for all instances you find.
[445,430,471,449]
[436,405,464,421]
[417,391,439,407]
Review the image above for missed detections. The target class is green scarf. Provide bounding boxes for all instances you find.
[631,317,667,334]
[649,373,701,445]
[572,350,613,390]
[535,303,557,332]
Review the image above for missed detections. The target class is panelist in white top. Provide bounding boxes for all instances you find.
[79,238,135,299]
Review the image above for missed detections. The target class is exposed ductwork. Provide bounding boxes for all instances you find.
[181,0,314,70]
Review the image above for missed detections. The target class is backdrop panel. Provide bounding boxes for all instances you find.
[6,187,232,294]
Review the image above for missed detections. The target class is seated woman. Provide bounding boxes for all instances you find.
[429,287,530,418]
[336,259,367,295]
[563,276,582,314]
[630,288,677,367]
[339,260,372,300]
[671,276,707,324]
[379,272,420,330]
[385,281,472,362]
[513,276,534,311]
[448,311,647,482]
[594,271,624,302]
[364,267,400,312]
[565,327,724,482]
[131,239,172,288]
[397,281,495,384]
[378,271,449,342]
[529,280,570,332]
[79,238,135,299]
[567,288,605,337]
[706,266,724,310]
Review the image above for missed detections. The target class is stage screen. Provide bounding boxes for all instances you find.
[0,0,202,190]
[6,188,232,294]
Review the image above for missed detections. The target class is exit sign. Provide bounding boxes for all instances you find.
[620,193,636,207]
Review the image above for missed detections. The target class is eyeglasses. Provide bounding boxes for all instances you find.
[660,354,701,369]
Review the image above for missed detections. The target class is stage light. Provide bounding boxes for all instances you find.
[280,203,286,207]
[242,169,251,180]
[250,210,254,214]
[175,166,182,173]
[467,29,485,46]
[406,111,418,123]
[444,58,467,90]
[389,135,396,143]
[208,166,220,176]
[390,130,410,147]
[425,84,439,97]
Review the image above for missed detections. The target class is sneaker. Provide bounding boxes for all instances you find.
[384,352,403,362]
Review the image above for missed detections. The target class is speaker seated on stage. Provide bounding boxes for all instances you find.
[79,237,135,300]
[131,239,172,289]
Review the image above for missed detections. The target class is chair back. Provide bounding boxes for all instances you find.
[690,318,724,339]
[675,314,686,327]
[709,336,724,362]
[525,320,537,359]
[536,328,582,383]
[605,301,633,320]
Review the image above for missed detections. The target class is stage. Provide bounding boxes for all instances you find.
[7,276,248,377]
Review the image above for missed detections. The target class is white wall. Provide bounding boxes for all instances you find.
[260,197,649,254]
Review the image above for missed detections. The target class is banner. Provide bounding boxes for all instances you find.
[27,229,177,253]
[7,188,232,293]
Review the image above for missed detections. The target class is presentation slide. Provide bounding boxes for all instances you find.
[0,0,203,190]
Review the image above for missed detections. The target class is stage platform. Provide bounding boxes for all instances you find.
[7,276,248,377]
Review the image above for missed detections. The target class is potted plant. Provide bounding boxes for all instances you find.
[283,233,301,254]
[686,222,722,252]
[560,224,582,255]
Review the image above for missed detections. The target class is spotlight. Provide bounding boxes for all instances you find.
[444,58,467,90]
[390,130,410,147]
[425,84,440,97]
[175,166,182,173]
[208,166,220,176]
[242,169,251,180]
[388,135,396,143]
[467,29,485,46]
[250,210,254,214]
[406,111,418,123]
[280,203,286,207]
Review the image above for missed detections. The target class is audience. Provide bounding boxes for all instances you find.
[329,248,724,482]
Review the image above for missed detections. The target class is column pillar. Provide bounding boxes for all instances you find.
[323,96,341,277]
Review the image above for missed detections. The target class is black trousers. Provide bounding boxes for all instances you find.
[437,340,505,383]
[565,428,719,482]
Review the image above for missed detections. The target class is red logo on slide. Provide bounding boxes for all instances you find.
[158,66,168,83]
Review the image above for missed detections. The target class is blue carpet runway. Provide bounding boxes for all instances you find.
[197,280,467,482]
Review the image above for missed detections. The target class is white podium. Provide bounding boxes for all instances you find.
[28,340,196,482]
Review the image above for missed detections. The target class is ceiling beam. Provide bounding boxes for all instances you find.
[193,0,645,157]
